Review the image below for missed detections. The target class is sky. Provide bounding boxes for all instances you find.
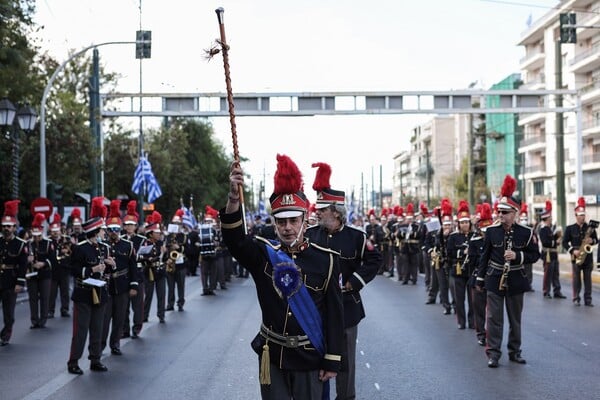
[32,0,559,205]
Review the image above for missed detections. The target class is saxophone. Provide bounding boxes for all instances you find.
[574,220,599,266]
[499,231,512,291]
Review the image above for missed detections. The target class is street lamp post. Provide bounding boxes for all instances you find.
[0,98,38,199]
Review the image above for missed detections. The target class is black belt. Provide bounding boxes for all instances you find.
[108,269,129,278]
[0,264,15,270]
[542,247,558,252]
[259,324,311,348]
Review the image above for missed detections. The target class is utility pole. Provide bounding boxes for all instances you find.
[425,145,431,207]
[467,113,474,210]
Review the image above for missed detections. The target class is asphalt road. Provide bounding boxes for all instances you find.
[2,265,599,400]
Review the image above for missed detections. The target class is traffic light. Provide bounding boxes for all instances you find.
[559,13,576,44]
[46,182,63,203]
[136,30,152,59]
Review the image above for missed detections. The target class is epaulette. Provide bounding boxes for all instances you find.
[470,235,483,241]
[15,236,27,244]
[77,239,88,245]
[346,224,367,235]
[310,241,340,256]
[121,237,133,245]
[255,235,280,249]
[448,231,459,237]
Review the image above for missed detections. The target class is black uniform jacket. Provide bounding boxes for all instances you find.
[27,238,55,280]
[107,238,139,295]
[562,222,598,267]
[446,231,471,278]
[220,208,343,373]
[477,222,540,296]
[70,239,110,305]
[538,224,559,262]
[0,235,28,289]
[305,223,381,329]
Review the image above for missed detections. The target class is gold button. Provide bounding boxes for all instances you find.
[288,312,292,316]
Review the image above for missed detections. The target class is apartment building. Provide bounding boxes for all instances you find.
[519,0,600,223]
[392,115,466,207]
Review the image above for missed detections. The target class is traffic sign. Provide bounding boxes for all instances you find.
[30,197,54,219]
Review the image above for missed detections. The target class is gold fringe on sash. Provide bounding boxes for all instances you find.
[456,261,462,276]
[92,288,100,305]
[149,268,154,282]
[546,249,551,264]
[259,342,271,385]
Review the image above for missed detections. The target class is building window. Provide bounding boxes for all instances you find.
[533,180,544,195]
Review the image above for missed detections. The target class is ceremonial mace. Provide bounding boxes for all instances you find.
[210,7,247,233]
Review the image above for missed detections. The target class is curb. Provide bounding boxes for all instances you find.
[532,254,600,288]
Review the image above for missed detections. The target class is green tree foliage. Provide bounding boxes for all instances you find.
[104,118,234,221]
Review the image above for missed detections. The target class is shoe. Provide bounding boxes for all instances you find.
[178,306,183,311]
[131,331,139,339]
[574,298,581,306]
[208,291,216,295]
[443,308,451,315]
[166,306,174,311]
[220,286,228,290]
[554,293,566,299]
[159,318,165,324]
[543,293,552,299]
[61,311,70,317]
[509,354,527,364]
[68,364,83,375]
[528,288,535,293]
[401,281,409,285]
[458,324,466,330]
[585,303,594,307]
[143,318,149,322]
[47,313,55,319]
[477,338,486,346]
[111,348,122,355]
[412,281,417,285]
[30,324,40,329]
[90,362,108,372]
[488,358,499,368]
[425,299,435,304]
[0,340,8,346]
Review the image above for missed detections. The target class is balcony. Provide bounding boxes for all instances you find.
[583,152,600,166]
[522,74,545,90]
[520,50,545,70]
[580,80,600,104]
[518,112,545,126]
[581,118,600,137]
[577,8,600,41]
[523,163,546,176]
[569,45,600,73]
[518,134,546,153]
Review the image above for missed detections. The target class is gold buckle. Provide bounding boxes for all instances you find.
[285,336,298,347]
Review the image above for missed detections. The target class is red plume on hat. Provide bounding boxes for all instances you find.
[123,200,139,224]
[32,213,46,228]
[420,203,428,216]
[406,203,414,217]
[312,162,345,208]
[520,203,528,216]
[2,199,20,225]
[479,203,493,229]
[393,205,402,217]
[441,198,453,224]
[575,197,586,215]
[71,208,81,219]
[205,205,219,220]
[498,175,520,211]
[381,208,389,217]
[145,210,163,233]
[311,162,331,191]
[31,213,46,235]
[172,208,185,223]
[50,213,62,231]
[90,197,105,219]
[275,154,303,195]
[106,199,122,228]
[541,200,552,219]
[457,200,470,221]
[270,154,307,218]
[368,208,375,217]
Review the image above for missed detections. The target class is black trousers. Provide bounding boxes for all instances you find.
[144,275,166,321]
[450,275,472,328]
[0,287,17,342]
[68,301,107,364]
[542,259,562,296]
[167,267,186,308]
[28,277,51,327]
[124,281,145,336]
[49,268,71,315]
[102,291,129,351]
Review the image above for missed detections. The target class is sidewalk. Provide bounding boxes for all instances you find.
[532,253,600,288]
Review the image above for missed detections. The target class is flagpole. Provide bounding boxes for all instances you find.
[214,7,247,234]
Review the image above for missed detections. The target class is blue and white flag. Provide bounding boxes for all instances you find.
[131,155,163,203]
[181,206,197,230]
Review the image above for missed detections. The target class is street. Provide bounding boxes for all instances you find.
[2,266,599,400]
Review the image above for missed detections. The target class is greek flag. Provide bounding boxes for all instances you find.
[347,190,357,224]
[181,206,197,230]
[131,155,163,203]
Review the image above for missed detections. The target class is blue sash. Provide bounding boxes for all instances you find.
[265,245,325,355]
[265,244,330,400]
